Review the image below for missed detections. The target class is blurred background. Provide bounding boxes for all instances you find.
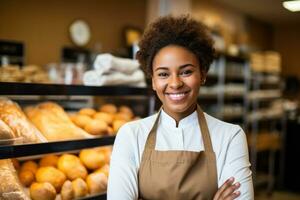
[1,0,300,199]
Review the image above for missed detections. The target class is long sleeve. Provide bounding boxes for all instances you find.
[107,124,139,200]
[219,127,254,200]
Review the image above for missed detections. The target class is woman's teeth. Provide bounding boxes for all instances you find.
[167,93,187,100]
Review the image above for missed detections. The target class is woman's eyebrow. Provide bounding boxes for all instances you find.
[154,64,196,71]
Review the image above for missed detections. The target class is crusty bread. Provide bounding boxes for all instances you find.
[0,98,46,143]
[0,159,31,200]
[25,102,92,141]
[0,119,15,142]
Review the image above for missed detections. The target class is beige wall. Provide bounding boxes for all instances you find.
[191,0,273,51]
[0,0,146,66]
[273,25,300,78]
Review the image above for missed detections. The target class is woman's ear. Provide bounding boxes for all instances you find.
[200,70,207,85]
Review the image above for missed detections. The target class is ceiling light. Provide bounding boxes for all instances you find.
[283,0,300,12]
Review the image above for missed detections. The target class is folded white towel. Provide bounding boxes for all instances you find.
[83,69,146,87]
[94,53,140,75]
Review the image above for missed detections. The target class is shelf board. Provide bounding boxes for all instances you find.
[0,82,154,96]
[79,193,106,200]
[0,136,115,159]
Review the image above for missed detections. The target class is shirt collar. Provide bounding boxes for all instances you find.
[160,109,198,129]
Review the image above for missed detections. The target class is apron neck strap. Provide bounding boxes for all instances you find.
[145,105,214,153]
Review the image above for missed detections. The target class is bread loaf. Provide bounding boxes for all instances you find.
[35,166,66,192]
[0,119,15,140]
[0,98,46,143]
[25,102,92,141]
[0,159,30,200]
[29,182,56,200]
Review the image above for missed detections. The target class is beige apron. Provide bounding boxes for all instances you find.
[138,106,218,200]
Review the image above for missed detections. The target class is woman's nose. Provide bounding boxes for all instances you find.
[169,75,183,89]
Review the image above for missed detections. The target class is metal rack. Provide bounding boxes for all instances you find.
[0,82,155,200]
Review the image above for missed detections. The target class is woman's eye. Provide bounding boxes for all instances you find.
[180,70,192,76]
[158,72,169,77]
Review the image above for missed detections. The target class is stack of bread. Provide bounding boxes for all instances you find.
[70,103,139,136]
[0,65,51,83]
[0,98,47,200]
[16,147,111,200]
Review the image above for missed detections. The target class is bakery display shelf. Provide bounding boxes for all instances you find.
[0,82,154,96]
[0,136,115,159]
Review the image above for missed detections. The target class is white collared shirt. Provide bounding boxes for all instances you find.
[107,110,254,200]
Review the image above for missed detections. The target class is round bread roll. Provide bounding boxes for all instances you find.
[19,170,35,186]
[99,104,117,114]
[79,149,106,170]
[84,119,108,135]
[94,112,114,125]
[0,119,15,140]
[107,126,114,136]
[72,115,92,128]
[119,105,134,118]
[30,182,57,200]
[113,120,127,133]
[36,166,66,192]
[95,164,110,177]
[58,154,88,180]
[21,161,38,174]
[39,155,59,167]
[86,172,108,194]
[72,178,88,198]
[114,112,132,122]
[68,114,77,123]
[61,180,74,200]
[79,108,96,117]
[95,147,111,164]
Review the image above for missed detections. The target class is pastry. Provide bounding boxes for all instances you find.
[72,178,88,198]
[39,155,59,167]
[25,102,92,141]
[19,170,35,187]
[99,104,117,114]
[61,180,74,200]
[20,161,38,174]
[57,154,88,180]
[94,112,114,125]
[79,149,106,170]
[78,108,96,117]
[30,182,56,200]
[86,172,108,194]
[35,166,66,192]
[84,119,108,135]
[72,114,92,129]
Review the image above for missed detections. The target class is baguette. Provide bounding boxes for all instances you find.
[25,102,92,141]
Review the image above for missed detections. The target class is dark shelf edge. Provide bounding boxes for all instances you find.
[0,82,153,96]
[79,193,106,200]
[0,136,115,159]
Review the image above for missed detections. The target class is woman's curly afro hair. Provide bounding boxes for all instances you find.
[136,15,215,77]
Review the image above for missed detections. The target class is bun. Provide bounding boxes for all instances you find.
[21,161,38,174]
[119,105,134,118]
[113,120,127,133]
[19,170,35,187]
[99,104,117,114]
[114,112,132,121]
[72,115,92,128]
[72,178,88,198]
[30,182,56,200]
[61,180,74,200]
[57,154,87,180]
[79,149,106,170]
[84,119,108,135]
[39,155,59,167]
[86,172,108,194]
[78,108,96,117]
[94,112,114,125]
[35,166,66,192]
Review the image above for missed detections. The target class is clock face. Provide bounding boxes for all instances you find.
[69,20,91,46]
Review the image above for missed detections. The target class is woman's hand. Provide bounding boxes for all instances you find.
[213,177,240,200]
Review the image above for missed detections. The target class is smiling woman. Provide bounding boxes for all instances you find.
[107,15,254,200]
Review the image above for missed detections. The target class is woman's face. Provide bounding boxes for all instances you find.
[152,45,203,118]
